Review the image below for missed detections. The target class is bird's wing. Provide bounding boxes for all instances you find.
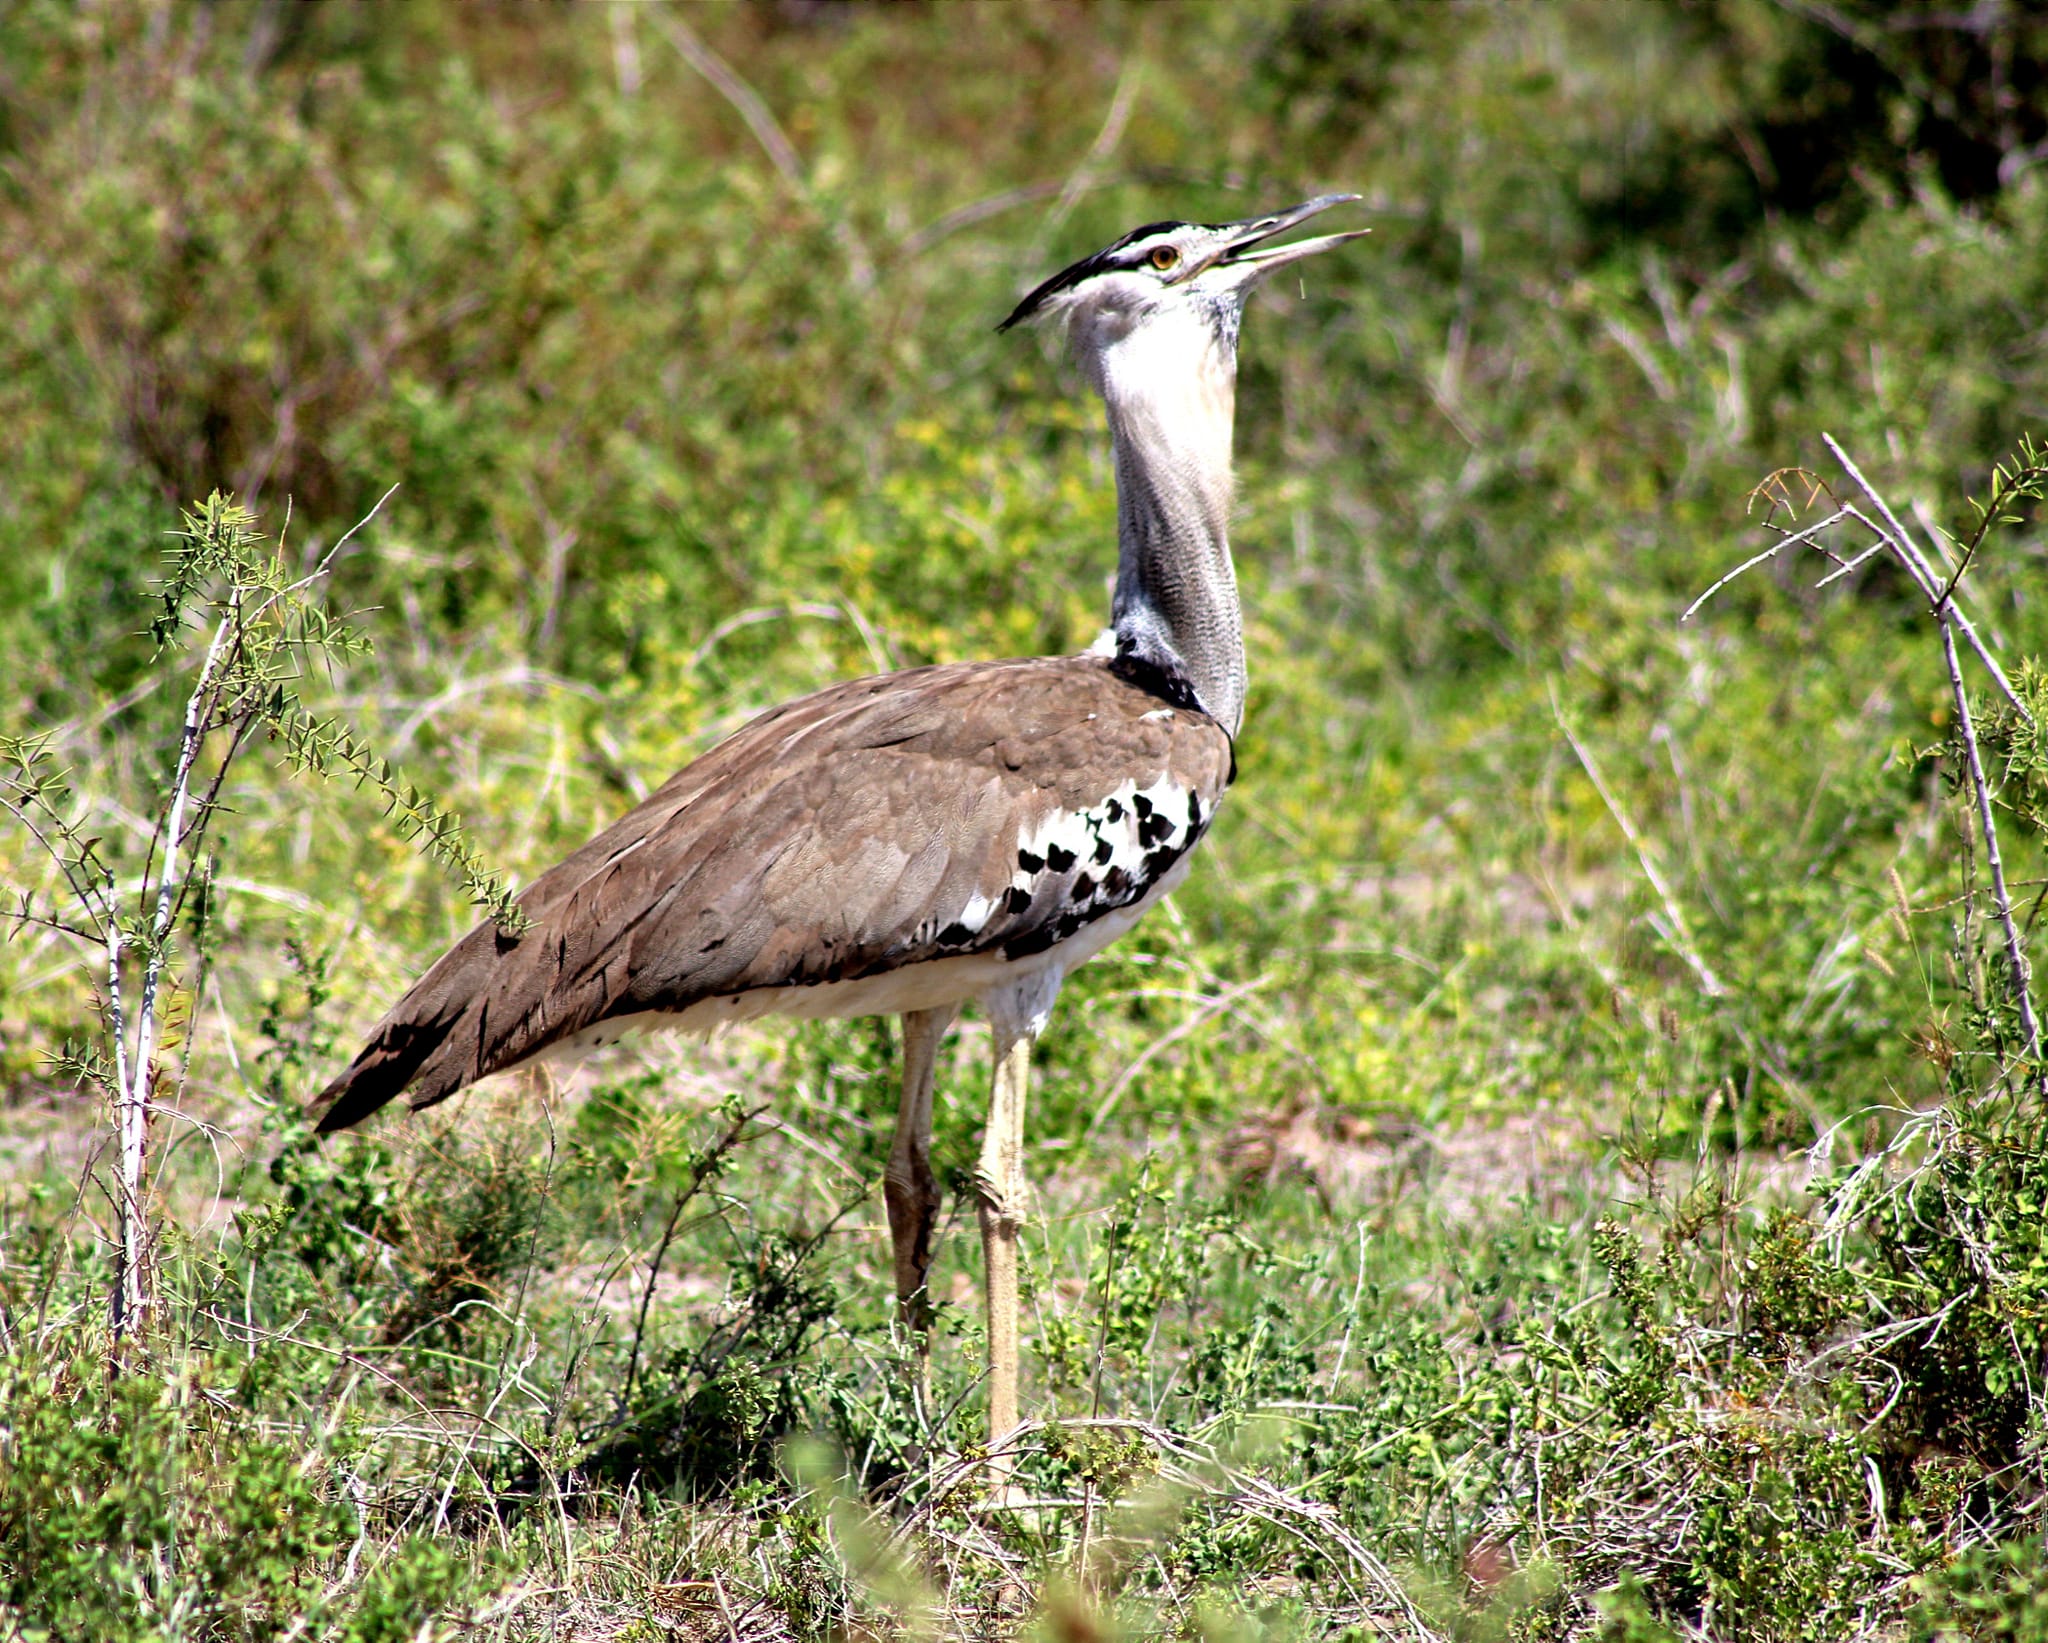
[311,655,1232,1131]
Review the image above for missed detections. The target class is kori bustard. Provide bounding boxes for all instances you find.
[312,196,1365,1460]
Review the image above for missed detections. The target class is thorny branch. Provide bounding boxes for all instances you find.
[1825,434,2031,722]
[1687,435,2048,1083]
[112,609,236,1340]
[1941,614,2043,1069]
[3,488,526,1353]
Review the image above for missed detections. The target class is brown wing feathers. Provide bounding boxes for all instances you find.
[311,655,1232,1134]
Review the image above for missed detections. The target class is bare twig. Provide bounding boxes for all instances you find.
[620,1103,767,1412]
[651,9,801,188]
[1941,615,2044,1068]
[1813,535,1891,587]
[1036,52,1144,251]
[1085,974,1271,1136]
[1825,436,2032,722]
[1823,437,2043,1071]
[287,481,399,596]
[1552,682,1726,998]
[1692,440,2046,1082]
[687,601,890,674]
[1681,508,1850,620]
[649,9,873,291]
[901,180,1070,260]
[104,867,130,1149]
[0,791,110,934]
[112,607,234,1343]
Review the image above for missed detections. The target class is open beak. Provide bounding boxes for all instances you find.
[1205,193,1369,284]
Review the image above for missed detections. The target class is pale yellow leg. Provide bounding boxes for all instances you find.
[976,1025,1034,1489]
[884,1006,955,1410]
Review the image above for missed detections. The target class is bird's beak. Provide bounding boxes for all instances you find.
[1204,193,1368,285]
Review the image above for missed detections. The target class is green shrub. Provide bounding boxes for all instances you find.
[0,1345,493,1642]
[1912,1539,2048,1643]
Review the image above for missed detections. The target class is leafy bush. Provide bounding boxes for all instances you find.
[1912,1538,2048,1642]
[0,1344,490,1642]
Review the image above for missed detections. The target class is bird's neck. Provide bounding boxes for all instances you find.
[1095,314,1246,737]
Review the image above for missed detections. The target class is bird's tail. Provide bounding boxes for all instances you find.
[306,925,510,1132]
[309,1011,468,1132]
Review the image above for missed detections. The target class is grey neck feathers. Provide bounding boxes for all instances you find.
[1094,314,1247,736]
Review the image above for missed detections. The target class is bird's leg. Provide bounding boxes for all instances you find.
[885,1005,955,1411]
[976,1021,1034,1490]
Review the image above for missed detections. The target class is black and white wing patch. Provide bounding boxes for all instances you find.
[920,774,1216,962]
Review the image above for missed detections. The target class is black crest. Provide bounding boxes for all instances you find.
[996,219,1189,333]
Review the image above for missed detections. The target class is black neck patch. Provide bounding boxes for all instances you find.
[1108,648,1210,720]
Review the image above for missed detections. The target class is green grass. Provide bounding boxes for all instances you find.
[4,3,2048,1637]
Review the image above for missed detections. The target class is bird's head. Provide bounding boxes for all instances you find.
[997,194,1366,384]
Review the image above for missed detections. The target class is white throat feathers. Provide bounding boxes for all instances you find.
[1074,300,1247,737]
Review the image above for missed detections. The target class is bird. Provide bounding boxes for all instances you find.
[310,195,1366,1474]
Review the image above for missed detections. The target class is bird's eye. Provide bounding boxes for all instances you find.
[1148,245,1181,272]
